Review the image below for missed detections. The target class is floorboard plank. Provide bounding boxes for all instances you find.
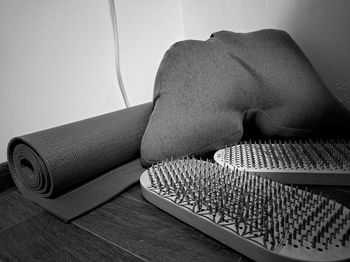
[0,192,42,231]
[122,184,147,203]
[75,194,251,262]
[0,187,16,198]
[0,212,145,262]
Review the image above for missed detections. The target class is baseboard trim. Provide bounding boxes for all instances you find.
[0,162,14,192]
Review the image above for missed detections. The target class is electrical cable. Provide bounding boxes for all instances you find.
[110,0,130,108]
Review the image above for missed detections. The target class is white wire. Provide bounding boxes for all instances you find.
[110,0,130,108]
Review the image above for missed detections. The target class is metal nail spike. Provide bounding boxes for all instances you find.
[214,140,350,186]
[141,156,350,262]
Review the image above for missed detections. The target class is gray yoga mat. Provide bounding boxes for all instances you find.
[7,103,152,221]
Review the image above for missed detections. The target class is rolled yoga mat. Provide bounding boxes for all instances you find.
[7,102,152,222]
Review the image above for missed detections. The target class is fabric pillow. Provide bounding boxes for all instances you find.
[141,29,350,166]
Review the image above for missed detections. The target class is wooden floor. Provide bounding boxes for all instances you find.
[1,184,350,262]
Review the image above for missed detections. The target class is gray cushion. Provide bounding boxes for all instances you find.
[141,29,350,166]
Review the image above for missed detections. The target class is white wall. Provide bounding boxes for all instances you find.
[115,0,184,106]
[0,0,184,163]
[182,0,350,106]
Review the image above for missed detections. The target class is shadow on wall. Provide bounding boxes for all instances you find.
[285,0,350,109]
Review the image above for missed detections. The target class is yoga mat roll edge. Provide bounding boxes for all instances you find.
[7,102,153,221]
